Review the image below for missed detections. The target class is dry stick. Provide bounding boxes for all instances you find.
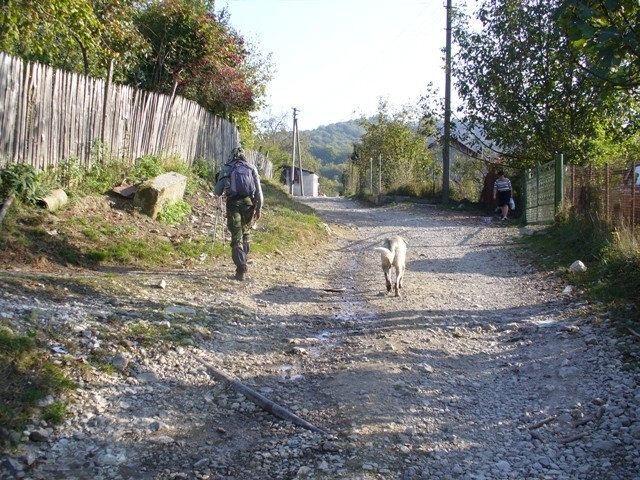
[573,416,594,428]
[221,197,227,247]
[528,415,558,430]
[558,432,589,445]
[192,354,329,436]
[0,194,15,225]
[628,327,640,339]
[213,196,220,243]
[322,287,347,293]
[529,431,547,443]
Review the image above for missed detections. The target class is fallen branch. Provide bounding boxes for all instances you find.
[322,287,347,293]
[528,414,557,430]
[628,327,640,339]
[573,416,594,428]
[192,353,329,436]
[529,431,547,443]
[558,432,589,444]
[0,194,15,225]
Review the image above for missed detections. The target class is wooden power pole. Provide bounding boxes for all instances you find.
[290,108,304,196]
[442,0,452,203]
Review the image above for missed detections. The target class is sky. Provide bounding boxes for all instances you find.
[220,0,465,130]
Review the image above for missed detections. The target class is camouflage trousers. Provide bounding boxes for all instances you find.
[226,196,255,269]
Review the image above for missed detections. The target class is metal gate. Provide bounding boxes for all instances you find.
[523,154,564,224]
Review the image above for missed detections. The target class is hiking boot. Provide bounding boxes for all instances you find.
[235,264,247,281]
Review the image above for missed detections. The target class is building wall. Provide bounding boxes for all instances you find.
[285,169,319,196]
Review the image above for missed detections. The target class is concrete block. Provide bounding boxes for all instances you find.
[134,172,187,219]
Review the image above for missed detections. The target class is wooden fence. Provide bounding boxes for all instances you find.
[0,52,272,178]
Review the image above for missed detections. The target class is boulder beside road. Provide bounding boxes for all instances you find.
[134,172,187,219]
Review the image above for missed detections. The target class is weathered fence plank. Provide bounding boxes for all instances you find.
[0,53,272,178]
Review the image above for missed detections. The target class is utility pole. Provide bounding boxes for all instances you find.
[442,0,452,204]
[290,108,297,195]
[289,108,304,196]
[296,113,304,196]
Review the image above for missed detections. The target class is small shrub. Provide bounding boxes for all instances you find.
[56,156,85,190]
[42,401,67,424]
[0,328,75,432]
[129,155,166,182]
[0,163,45,204]
[157,200,192,225]
[192,157,215,183]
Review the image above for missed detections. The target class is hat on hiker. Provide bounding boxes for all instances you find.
[231,146,245,159]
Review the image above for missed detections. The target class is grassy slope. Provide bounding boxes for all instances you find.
[519,213,640,353]
[0,179,325,269]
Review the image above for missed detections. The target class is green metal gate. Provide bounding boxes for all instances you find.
[523,154,564,224]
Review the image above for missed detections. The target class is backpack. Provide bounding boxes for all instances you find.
[227,160,256,198]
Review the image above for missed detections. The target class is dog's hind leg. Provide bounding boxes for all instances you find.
[383,267,392,293]
[394,266,405,297]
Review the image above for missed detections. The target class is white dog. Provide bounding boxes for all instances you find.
[374,236,407,297]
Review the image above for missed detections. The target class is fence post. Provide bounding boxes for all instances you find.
[523,169,529,224]
[555,153,564,215]
[633,161,637,228]
[571,164,576,206]
[378,154,382,193]
[369,158,373,193]
[605,163,610,223]
[536,163,540,223]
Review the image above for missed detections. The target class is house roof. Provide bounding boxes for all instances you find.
[285,166,317,175]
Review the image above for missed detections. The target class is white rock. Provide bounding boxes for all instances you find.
[568,260,587,273]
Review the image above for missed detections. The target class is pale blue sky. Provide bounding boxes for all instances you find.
[221,0,462,130]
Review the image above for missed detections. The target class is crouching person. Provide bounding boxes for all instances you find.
[215,147,263,281]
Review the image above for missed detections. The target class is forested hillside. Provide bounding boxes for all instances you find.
[302,120,365,182]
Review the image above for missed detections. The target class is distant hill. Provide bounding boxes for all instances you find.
[304,119,365,165]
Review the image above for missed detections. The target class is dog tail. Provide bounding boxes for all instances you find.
[373,246,394,264]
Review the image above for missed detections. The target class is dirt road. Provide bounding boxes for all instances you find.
[3,198,639,480]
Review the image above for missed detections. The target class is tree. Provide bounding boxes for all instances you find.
[92,0,149,81]
[555,0,640,88]
[253,113,320,181]
[134,1,270,118]
[0,0,100,73]
[453,0,637,166]
[351,100,434,193]
[0,0,146,78]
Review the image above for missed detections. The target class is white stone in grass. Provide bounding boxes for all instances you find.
[568,260,587,273]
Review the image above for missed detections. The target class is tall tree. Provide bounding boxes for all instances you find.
[453,0,636,166]
[0,0,100,72]
[352,101,434,192]
[134,1,269,118]
[555,0,640,88]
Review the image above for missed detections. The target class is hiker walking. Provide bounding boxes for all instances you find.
[493,170,512,221]
[215,147,263,280]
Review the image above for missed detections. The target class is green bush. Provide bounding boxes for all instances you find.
[157,200,192,225]
[192,157,215,183]
[129,155,166,183]
[0,327,75,433]
[0,163,45,204]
